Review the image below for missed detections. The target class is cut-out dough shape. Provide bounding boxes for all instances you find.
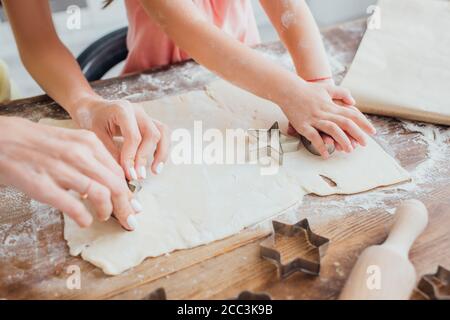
[40,80,410,275]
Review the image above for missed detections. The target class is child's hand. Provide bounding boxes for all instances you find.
[283,81,376,159]
[73,98,170,180]
[307,78,354,106]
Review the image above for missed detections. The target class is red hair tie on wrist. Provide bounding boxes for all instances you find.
[307,76,332,83]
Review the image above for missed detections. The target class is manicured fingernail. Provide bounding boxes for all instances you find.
[126,215,138,231]
[139,166,147,179]
[129,167,138,180]
[155,162,164,175]
[130,198,143,213]
[80,215,93,228]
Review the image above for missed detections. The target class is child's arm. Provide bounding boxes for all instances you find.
[260,0,332,83]
[260,0,359,150]
[3,0,169,180]
[139,0,375,158]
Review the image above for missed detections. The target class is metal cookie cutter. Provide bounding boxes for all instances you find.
[248,121,335,162]
[142,287,167,300]
[248,121,305,166]
[232,291,272,300]
[300,134,336,157]
[417,266,450,300]
[247,121,284,165]
[287,122,336,156]
[260,220,330,278]
[109,179,143,227]
[127,179,143,194]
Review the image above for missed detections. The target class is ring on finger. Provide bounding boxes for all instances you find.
[80,179,93,200]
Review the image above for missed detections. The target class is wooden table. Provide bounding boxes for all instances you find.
[0,19,449,300]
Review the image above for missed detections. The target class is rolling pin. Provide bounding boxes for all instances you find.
[339,199,428,300]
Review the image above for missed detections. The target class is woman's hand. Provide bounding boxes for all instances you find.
[72,97,170,181]
[0,117,142,230]
[282,80,376,159]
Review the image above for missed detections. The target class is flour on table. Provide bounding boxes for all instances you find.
[40,80,410,275]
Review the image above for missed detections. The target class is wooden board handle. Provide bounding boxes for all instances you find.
[383,199,428,258]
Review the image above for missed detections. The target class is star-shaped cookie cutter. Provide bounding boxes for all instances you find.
[260,219,330,278]
[232,290,272,300]
[109,179,143,228]
[247,122,301,166]
[142,287,167,300]
[247,121,336,164]
[417,266,450,300]
[127,179,143,194]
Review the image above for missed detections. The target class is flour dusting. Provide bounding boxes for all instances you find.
[399,121,450,184]
[0,187,64,263]
[281,11,295,29]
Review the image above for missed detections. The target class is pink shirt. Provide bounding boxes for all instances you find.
[123,0,261,74]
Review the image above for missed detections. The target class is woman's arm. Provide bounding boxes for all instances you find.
[3,0,96,113]
[3,0,169,179]
[139,0,375,157]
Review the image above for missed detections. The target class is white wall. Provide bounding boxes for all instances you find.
[0,0,128,97]
[253,0,377,41]
[306,0,377,26]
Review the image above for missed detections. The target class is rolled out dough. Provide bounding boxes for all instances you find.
[341,0,450,126]
[41,80,410,275]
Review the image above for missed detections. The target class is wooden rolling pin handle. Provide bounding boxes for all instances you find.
[383,200,428,258]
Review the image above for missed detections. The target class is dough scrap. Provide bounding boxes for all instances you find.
[41,80,410,275]
[341,0,450,126]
